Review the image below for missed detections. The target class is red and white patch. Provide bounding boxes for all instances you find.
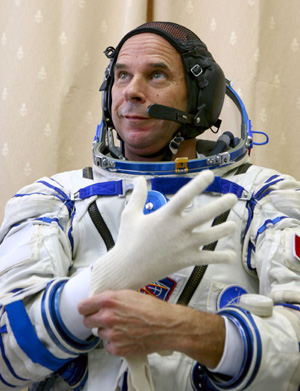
[292,233,300,261]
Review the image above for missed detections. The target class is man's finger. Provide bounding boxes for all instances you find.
[164,170,215,214]
[125,176,148,213]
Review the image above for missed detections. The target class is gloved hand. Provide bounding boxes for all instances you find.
[90,170,237,296]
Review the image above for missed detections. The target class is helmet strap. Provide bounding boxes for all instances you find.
[169,132,185,155]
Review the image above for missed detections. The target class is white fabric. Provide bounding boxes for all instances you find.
[89,171,237,295]
[209,316,244,377]
[59,267,93,340]
[1,163,300,390]
[89,170,237,391]
[124,357,155,391]
[0,223,33,274]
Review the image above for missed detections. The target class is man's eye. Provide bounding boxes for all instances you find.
[117,71,129,80]
[152,71,165,80]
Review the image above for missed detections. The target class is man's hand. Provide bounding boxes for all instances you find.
[78,290,225,369]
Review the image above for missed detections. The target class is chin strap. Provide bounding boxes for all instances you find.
[160,131,185,161]
[169,132,184,155]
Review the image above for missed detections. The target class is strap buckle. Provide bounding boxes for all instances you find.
[175,157,189,173]
[119,181,134,197]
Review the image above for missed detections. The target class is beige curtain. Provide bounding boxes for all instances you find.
[1,0,300,223]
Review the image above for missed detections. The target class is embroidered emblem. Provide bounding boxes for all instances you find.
[139,277,177,301]
[217,285,248,310]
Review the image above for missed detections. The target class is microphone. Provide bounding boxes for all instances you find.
[147,104,198,126]
[210,131,234,155]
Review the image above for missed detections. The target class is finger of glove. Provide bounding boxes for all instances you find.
[164,170,214,215]
[195,249,236,264]
[193,221,236,246]
[124,176,148,215]
[184,193,237,230]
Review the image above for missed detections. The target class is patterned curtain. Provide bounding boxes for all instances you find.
[1,0,300,223]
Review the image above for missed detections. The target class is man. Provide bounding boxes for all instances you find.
[0,21,300,391]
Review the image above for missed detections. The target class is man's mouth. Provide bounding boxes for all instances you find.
[123,114,149,120]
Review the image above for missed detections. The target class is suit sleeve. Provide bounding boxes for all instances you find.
[0,177,98,390]
[199,173,300,391]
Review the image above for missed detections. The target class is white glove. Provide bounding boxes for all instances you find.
[90,170,237,296]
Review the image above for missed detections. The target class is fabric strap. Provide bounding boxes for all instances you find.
[76,176,246,200]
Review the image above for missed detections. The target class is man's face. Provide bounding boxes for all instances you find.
[111,33,188,161]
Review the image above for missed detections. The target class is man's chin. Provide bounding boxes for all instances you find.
[125,145,166,161]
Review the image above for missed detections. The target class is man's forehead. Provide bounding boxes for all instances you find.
[114,61,170,70]
[117,32,179,56]
[116,33,182,67]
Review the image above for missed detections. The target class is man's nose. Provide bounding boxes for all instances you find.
[122,76,146,103]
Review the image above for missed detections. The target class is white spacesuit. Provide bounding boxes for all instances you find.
[1,21,300,391]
